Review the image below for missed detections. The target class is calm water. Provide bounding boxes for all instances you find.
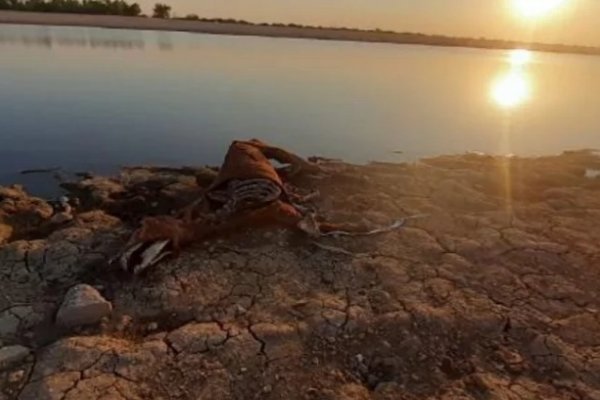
[1,24,599,195]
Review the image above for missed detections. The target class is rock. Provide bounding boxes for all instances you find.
[56,284,112,328]
[0,185,26,200]
[49,211,73,225]
[0,345,30,370]
[8,369,25,383]
[0,223,13,243]
[147,322,159,332]
[115,314,133,332]
[0,185,53,236]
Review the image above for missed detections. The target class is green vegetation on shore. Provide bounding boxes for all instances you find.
[0,0,141,16]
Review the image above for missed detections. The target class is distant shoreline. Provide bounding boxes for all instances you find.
[1,10,599,56]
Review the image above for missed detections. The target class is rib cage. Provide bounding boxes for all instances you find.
[207,178,282,215]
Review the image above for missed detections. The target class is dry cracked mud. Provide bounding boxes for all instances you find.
[1,150,600,399]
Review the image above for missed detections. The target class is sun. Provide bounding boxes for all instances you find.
[512,0,566,18]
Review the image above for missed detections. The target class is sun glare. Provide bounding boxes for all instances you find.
[512,0,566,18]
[510,49,532,66]
[491,49,533,109]
[492,71,530,108]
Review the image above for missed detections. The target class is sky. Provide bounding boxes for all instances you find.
[137,0,600,47]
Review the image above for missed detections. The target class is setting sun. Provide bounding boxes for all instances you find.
[512,0,567,18]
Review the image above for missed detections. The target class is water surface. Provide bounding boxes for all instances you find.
[1,24,599,195]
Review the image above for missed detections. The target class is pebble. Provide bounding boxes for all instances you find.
[56,284,113,328]
[263,384,272,393]
[115,315,133,332]
[8,369,25,383]
[234,305,247,316]
[49,211,73,224]
[147,322,159,332]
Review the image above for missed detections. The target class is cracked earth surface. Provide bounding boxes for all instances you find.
[1,150,600,399]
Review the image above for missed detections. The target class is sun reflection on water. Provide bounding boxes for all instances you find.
[491,49,533,109]
[509,49,532,66]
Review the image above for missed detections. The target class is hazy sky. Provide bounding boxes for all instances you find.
[137,0,600,46]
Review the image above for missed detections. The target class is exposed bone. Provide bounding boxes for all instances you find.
[132,240,171,275]
[320,214,429,237]
[118,242,144,271]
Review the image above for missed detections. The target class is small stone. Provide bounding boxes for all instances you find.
[56,284,112,328]
[50,211,73,224]
[0,345,30,370]
[8,369,25,383]
[326,336,336,344]
[355,354,365,363]
[115,315,133,332]
[234,305,247,316]
[263,384,272,393]
[240,367,247,373]
[147,322,159,332]
[312,357,319,365]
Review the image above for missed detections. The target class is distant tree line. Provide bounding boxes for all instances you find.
[2,1,599,56]
[0,0,142,16]
[176,15,399,34]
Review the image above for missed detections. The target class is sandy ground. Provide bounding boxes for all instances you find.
[1,149,600,399]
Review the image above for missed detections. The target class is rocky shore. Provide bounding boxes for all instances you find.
[1,150,600,399]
